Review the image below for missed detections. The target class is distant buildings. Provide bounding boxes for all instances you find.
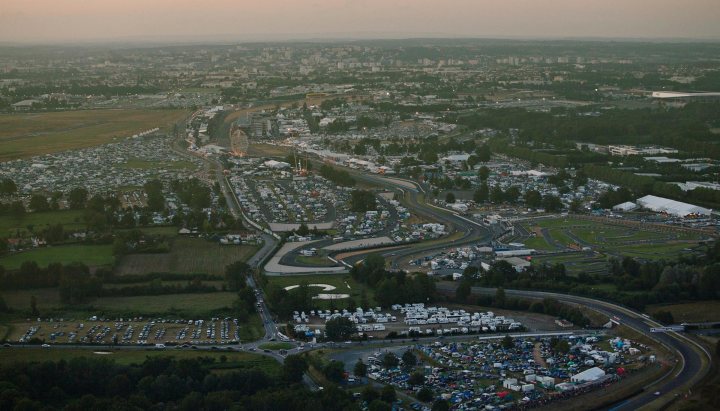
[608,145,678,156]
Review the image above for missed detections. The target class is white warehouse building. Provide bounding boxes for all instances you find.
[636,195,711,217]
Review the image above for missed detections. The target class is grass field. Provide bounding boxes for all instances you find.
[116,237,259,276]
[257,342,294,350]
[247,143,291,157]
[0,244,114,270]
[0,289,238,316]
[519,217,706,274]
[648,301,720,323]
[267,273,375,308]
[91,292,239,316]
[296,255,337,267]
[0,349,281,375]
[0,210,86,238]
[0,109,188,161]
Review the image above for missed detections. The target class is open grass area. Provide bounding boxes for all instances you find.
[90,292,239,316]
[247,143,291,158]
[267,273,375,308]
[0,348,281,375]
[116,237,259,276]
[0,210,86,238]
[0,288,239,317]
[521,217,705,273]
[648,300,720,323]
[521,235,554,251]
[257,342,294,350]
[0,244,114,270]
[0,109,188,161]
[296,255,337,267]
[116,226,181,237]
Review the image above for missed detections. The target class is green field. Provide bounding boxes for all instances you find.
[1,289,237,316]
[519,217,705,273]
[91,292,239,316]
[0,210,87,238]
[0,109,188,161]
[267,273,374,308]
[648,300,720,323]
[116,237,259,276]
[0,349,280,375]
[258,342,294,350]
[0,244,114,270]
[296,255,337,267]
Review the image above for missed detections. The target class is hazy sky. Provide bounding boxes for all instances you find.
[2,0,719,44]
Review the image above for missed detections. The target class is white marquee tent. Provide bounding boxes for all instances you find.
[636,195,711,217]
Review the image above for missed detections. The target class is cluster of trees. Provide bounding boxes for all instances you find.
[0,178,18,196]
[463,243,720,311]
[265,281,315,318]
[222,261,257,322]
[143,179,165,211]
[0,258,260,315]
[472,288,591,328]
[319,164,355,187]
[0,355,359,411]
[350,254,437,307]
[350,190,377,212]
[171,178,212,211]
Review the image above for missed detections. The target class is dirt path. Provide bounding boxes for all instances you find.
[533,342,548,368]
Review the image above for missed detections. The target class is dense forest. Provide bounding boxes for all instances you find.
[0,355,359,411]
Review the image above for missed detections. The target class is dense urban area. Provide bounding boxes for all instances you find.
[0,39,719,411]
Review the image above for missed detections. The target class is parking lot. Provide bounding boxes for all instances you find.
[11,316,249,345]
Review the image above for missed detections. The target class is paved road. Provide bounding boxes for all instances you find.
[331,170,494,268]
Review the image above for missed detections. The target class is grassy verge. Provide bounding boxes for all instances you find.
[258,342,294,350]
[647,300,720,323]
[0,244,114,269]
[0,210,86,236]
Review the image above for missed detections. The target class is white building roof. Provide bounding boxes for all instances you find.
[612,201,638,212]
[441,154,470,162]
[571,367,605,383]
[636,195,711,217]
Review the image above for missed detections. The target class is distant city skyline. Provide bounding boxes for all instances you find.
[1,0,720,44]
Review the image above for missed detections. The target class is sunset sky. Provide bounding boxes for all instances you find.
[1,0,719,43]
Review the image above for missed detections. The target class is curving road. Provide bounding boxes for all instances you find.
[434,283,711,411]
[331,169,494,268]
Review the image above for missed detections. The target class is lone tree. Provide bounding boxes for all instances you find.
[382,352,399,369]
[68,187,89,209]
[354,359,367,377]
[445,192,456,203]
[417,387,433,402]
[0,178,17,196]
[402,350,417,367]
[502,335,514,349]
